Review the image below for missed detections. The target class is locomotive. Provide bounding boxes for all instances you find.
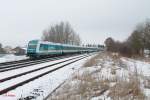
[27,40,99,58]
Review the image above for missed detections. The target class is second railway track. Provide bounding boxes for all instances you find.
[0,54,79,72]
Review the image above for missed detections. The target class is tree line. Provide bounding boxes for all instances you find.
[42,22,81,45]
[105,19,150,57]
[41,21,104,48]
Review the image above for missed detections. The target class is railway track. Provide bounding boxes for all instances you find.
[0,54,80,67]
[0,55,64,66]
[0,58,30,66]
[0,53,92,95]
[0,54,79,72]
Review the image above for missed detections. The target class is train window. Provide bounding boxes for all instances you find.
[40,44,48,51]
[54,45,59,50]
[64,46,67,50]
[28,44,37,49]
[48,45,55,50]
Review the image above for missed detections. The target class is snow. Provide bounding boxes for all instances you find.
[121,58,150,77]
[0,55,85,90]
[47,53,150,100]
[0,53,96,100]
[121,58,150,99]
[0,54,28,63]
[0,54,84,79]
[91,91,111,100]
[0,52,150,100]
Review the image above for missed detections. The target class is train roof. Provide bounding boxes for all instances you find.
[29,40,99,49]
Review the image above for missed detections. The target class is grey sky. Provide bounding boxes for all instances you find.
[0,0,150,47]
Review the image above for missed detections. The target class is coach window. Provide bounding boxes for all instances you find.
[40,44,48,51]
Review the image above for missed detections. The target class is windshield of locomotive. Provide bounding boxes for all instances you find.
[28,40,38,50]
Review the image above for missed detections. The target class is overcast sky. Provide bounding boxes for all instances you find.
[0,0,150,47]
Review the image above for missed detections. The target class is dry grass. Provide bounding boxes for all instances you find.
[109,77,145,100]
[108,65,145,100]
[74,71,109,97]
[144,78,150,89]
[49,71,109,100]
[83,52,105,67]
[111,68,116,75]
[48,52,147,100]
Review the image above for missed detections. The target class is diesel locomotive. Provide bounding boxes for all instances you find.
[27,40,99,58]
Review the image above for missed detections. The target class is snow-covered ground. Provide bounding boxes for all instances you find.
[0,54,28,63]
[121,57,150,77]
[0,54,96,100]
[0,52,150,100]
[48,52,150,100]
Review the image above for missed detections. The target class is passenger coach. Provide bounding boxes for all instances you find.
[27,40,99,58]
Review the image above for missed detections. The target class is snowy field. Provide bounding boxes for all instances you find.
[0,52,150,100]
[0,54,28,63]
[0,54,96,100]
[48,52,150,100]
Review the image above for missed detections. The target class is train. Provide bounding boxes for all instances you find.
[27,40,100,58]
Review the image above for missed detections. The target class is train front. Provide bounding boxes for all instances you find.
[27,40,39,58]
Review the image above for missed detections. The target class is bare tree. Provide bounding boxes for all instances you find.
[42,22,81,45]
[144,20,150,51]
[127,19,150,55]
[127,30,144,55]
[105,37,116,52]
[104,19,150,57]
